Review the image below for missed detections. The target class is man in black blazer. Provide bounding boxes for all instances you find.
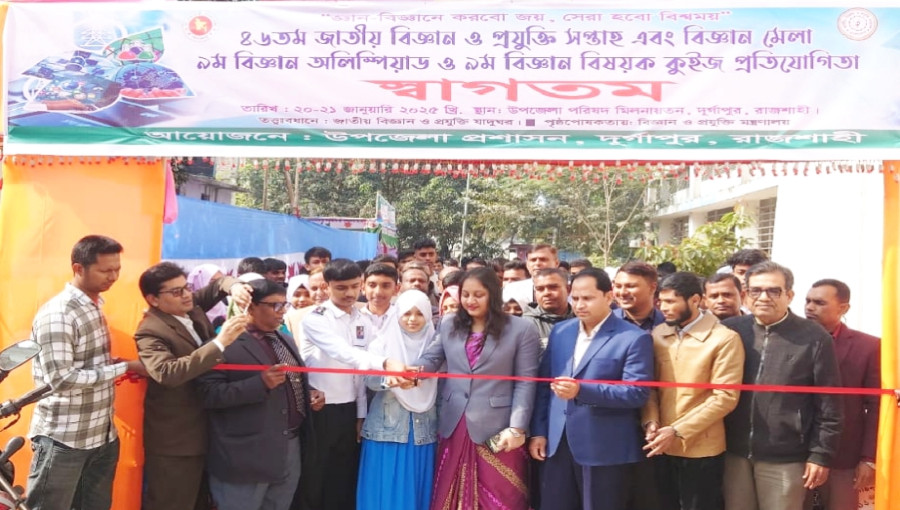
[197,279,321,510]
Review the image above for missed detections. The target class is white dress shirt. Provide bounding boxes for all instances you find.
[573,312,611,370]
[173,313,225,351]
[302,300,385,418]
[359,303,396,336]
[173,314,203,346]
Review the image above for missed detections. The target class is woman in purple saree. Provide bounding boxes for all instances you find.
[413,267,541,510]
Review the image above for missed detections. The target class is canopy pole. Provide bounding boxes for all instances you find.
[459,166,471,258]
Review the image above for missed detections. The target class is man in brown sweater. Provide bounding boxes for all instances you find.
[642,272,745,510]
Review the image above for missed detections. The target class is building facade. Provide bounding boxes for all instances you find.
[649,163,883,336]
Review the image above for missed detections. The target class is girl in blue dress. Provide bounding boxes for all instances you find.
[357,290,438,510]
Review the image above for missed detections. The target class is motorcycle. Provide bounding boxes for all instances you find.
[0,340,53,510]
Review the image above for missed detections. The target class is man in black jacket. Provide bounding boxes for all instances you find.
[521,268,574,353]
[721,261,843,510]
[197,279,318,510]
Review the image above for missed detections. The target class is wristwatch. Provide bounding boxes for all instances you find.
[865,461,876,469]
[507,428,524,438]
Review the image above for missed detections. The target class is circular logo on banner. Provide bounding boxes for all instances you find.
[186,15,214,40]
[838,8,877,41]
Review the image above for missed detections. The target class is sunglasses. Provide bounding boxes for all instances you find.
[157,284,193,298]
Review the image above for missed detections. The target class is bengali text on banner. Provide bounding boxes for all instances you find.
[4,2,900,154]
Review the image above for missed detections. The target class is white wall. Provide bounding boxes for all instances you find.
[652,167,885,337]
[181,179,236,205]
[656,217,673,245]
[772,172,884,337]
[656,171,779,219]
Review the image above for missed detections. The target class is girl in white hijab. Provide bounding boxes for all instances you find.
[358,290,438,510]
[502,285,530,317]
[285,274,312,310]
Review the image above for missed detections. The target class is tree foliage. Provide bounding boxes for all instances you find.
[169,158,192,193]
[636,211,752,277]
[233,160,658,264]
[469,175,652,266]
[234,162,473,256]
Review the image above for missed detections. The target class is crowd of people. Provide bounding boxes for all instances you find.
[23,235,882,510]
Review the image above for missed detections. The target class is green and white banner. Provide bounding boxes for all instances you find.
[4,1,900,157]
[375,193,398,256]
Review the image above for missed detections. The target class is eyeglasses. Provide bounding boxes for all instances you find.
[256,301,289,312]
[747,287,784,299]
[157,284,193,298]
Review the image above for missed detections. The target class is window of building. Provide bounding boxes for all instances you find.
[670,217,689,244]
[655,175,689,206]
[706,207,732,223]
[757,198,777,254]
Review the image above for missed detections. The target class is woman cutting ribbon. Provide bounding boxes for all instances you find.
[413,267,541,510]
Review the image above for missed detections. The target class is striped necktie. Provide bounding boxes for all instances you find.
[263,332,306,420]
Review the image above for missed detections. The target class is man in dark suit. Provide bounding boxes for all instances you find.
[530,268,654,510]
[805,279,880,510]
[135,262,251,510]
[197,279,321,510]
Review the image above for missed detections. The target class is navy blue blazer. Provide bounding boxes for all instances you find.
[531,313,653,467]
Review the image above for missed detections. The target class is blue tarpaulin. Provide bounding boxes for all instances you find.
[162,197,377,262]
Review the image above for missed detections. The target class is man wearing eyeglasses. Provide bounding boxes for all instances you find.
[197,278,324,510]
[134,261,254,510]
[720,261,843,510]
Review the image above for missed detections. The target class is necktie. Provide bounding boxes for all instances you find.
[263,332,307,421]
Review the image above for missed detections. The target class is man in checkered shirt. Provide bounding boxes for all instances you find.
[26,235,147,510]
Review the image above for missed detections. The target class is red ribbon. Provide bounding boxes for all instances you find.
[115,372,144,385]
[213,363,895,397]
